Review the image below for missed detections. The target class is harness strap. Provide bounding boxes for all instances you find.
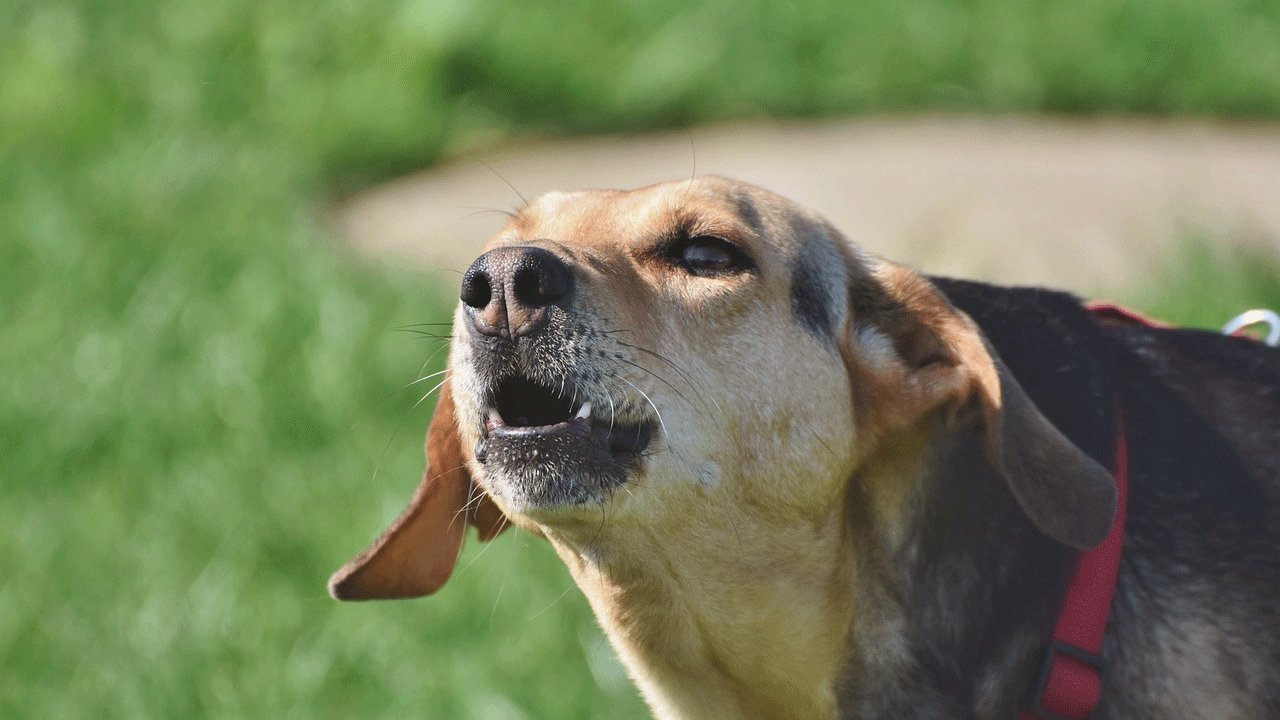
[1020,299,1274,718]
[1020,416,1128,720]
[1016,299,1145,720]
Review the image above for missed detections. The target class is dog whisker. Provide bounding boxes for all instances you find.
[362,380,446,496]
[527,582,578,621]
[488,569,508,634]
[599,322,718,414]
[455,516,504,575]
[619,377,666,438]
[392,328,454,341]
[414,341,452,383]
[404,367,449,389]
[457,206,518,222]
[479,160,530,209]
[456,484,489,517]
[411,377,449,412]
[616,342,718,414]
[802,422,839,464]
[617,358,696,410]
[587,493,609,552]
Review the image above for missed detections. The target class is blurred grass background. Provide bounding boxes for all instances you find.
[3,0,1280,718]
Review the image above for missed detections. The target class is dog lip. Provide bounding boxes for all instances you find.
[486,401,594,434]
[478,401,654,461]
[475,374,656,477]
[486,410,590,436]
[487,375,582,432]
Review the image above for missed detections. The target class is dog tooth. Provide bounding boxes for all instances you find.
[488,408,504,426]
[575,402,593,420]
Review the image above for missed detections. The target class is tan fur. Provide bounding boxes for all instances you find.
[331,177,1116,719]
[478,181,865,720]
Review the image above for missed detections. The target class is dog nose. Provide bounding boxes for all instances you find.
[460,246,574,338]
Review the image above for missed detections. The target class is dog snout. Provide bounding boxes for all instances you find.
[460,246,575,338]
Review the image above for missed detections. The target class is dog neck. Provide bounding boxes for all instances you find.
[537,422,1075,720]
[837,428,1077,719]
[531,427,932,720]
[542,498,858,720]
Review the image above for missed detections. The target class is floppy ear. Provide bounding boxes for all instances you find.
[328,380,509,600]
[846,262,1117,549]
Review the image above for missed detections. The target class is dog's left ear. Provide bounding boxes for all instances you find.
[328,380,508,600]
[847,262,1117,549]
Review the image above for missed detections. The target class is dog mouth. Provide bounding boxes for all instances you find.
[477,376,653,459]
[471,375,654,507]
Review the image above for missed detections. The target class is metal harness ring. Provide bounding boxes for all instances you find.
[1222,309,1280,347]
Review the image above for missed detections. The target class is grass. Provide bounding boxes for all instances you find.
[1125,238,1280,330]
[3,0,1280,717]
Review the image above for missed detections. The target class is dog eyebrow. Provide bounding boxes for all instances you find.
[789,217,846,341]
[728,190,765,234]
[664,208,751,249]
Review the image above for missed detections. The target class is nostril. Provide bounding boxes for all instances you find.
[460,267,492,309]
[511,249,572,308]
[513,267,565,307]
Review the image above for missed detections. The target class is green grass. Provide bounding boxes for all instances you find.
[1125,239,1280,331]
[3,0,1280,717]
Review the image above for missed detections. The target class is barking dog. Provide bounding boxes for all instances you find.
[330,177,1280,720]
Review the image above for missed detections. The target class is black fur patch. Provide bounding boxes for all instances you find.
[792,260,835,340]
[729,189,765,233]
[930,277,1117,466]
[842,276,1280,718]
[840,277,1112,718]
[789,217,843,340]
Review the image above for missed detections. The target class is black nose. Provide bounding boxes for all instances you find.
[460,246,574,338]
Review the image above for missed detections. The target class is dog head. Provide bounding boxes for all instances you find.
[329,176,1115,602]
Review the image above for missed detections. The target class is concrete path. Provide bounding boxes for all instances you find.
[336,116,1280,296]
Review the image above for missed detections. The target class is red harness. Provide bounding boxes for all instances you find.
[1018,302,1144,720]
[1020,417,1128,720]
[1018,301,1276,719]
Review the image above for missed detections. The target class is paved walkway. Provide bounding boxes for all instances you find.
[336,116,1280,296]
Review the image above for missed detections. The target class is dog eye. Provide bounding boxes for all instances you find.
[671,237,753,276]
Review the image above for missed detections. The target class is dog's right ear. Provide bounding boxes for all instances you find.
[843,261,1116,550]
[328,380,508,600]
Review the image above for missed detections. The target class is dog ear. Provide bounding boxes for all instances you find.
[846,262,1117,549]
[328,380,509,600]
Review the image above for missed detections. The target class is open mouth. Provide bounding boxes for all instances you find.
[477,376,653,461]
[470,374,655,509]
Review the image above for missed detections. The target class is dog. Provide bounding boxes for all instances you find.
[330,176,1280,719]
